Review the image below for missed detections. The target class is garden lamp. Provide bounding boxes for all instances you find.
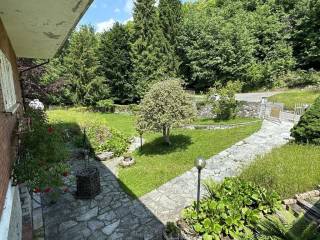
[195,156,206,214]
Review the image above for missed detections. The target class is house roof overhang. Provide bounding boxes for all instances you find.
[0,0,93,59]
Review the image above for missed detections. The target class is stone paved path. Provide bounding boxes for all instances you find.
[42,120,293,239]
[43,158,164,240]
[236,91,282,102]
[139,120,293,224]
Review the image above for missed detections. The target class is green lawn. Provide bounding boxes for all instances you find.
[48,108,136,137]
[192,117,259,125]
[119,122,261,197]
[48,108,262,197]
[268,89,320,110]
[240,143,320,199]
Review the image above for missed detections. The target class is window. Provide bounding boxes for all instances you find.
[0,50,16,112]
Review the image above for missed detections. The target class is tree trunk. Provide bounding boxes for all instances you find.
[163,126,171,145]
[140,133,143,151]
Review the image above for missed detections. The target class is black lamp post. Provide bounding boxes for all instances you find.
[195,156,206,213]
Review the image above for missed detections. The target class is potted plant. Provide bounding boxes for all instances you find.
[163,222,182,240]
[119,154,135,167]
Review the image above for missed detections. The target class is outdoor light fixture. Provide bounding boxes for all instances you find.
[195,156,206,213]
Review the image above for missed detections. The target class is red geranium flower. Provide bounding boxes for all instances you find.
[47,127,54,134]
[44,187,51,193]
[34,187,40,193]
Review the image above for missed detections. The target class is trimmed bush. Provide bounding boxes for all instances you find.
[291,96,320,144]
[96,99,115,113]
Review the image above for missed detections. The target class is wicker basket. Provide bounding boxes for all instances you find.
[76,166,101,199]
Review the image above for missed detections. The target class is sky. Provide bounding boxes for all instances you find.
[79,0,135,33]
[79,0,189,33]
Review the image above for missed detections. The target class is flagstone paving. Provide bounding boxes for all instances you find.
[43,159,164,240]
[42,120,293,240]
[139,120,294,224]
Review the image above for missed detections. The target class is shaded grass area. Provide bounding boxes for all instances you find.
[240,143,320,199]
[119,122,262,197]
[268,89,320,110]
[47,108,262,198]
[192,117,259,125]
[47,108,137,137]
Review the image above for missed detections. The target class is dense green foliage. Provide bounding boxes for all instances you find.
[65,25,109,106]
[291,96,320,144]
[208,81,242,120]
[130,0,178,97]
[240,143,320,198]
[178,0,294,90]
[40,0,320,105]
[13,108,68,192]
[81,121,129,156]
[258,210,320,240]
[99,23,134,103]
[290,0,320,70]
[136,80,196,144]
[182,178,280,239]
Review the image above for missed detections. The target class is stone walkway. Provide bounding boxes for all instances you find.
[139,120,293,224]
[42,158,164,240]
[42,120,293,240]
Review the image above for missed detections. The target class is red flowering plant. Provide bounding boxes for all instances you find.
[12,107,69,200]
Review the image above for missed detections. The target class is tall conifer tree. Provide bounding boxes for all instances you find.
[159,0,182,47]
[131,0,177,98]
[99,23,134,103]
[64,25,109,105]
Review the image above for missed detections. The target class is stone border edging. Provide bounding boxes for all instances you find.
[183,120,261,130]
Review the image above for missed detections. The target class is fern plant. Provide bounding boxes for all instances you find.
[258,211,320,240]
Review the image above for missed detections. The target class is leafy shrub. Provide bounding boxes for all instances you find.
[137,79,196,145]
[291,96,320,144]
[207,81,242,120]
[96,99,115,112]
[13,108,69,191]
[81,121,129,156]
[258,210,320,240]
[113,104,139,114]
[182,178,280,240]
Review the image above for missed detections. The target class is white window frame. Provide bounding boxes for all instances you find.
[0,50,17,112]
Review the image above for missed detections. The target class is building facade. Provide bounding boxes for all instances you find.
[0,1,92,238]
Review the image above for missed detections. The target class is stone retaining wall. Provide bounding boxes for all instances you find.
[197,101,261,119]
[237,101,261,118]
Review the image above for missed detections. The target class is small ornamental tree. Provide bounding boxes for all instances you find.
[291,96,320,144]
[137,79,196,145]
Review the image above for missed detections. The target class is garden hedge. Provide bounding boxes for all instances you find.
[291,96,320,144]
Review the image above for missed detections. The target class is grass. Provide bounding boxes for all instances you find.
[119,122,262,197]
[47,107,136,137]
[48,107,261,197]
[240,143,320,199]
[268,89,320,110]
[192,117,259,125]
